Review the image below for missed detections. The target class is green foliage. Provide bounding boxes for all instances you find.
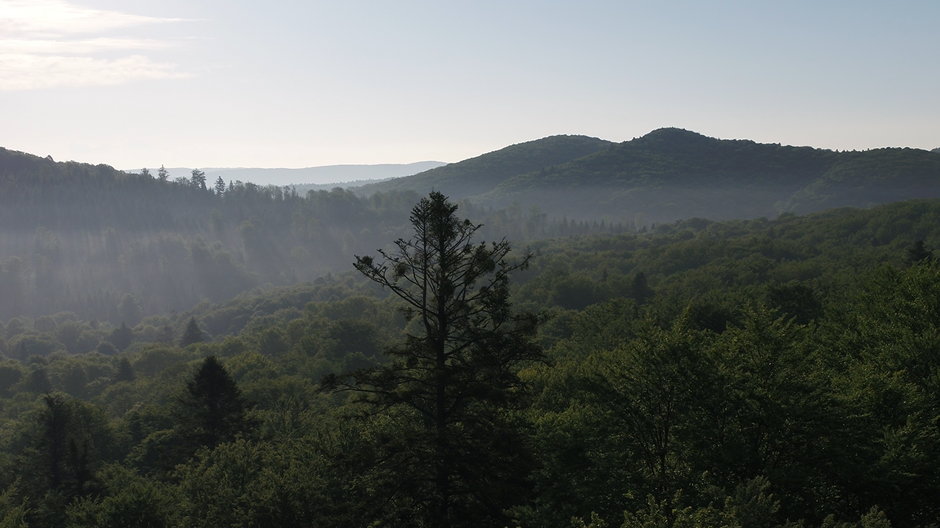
[2,393,116,526]
[1,190,940,526]
[362,135,613,199]
[172,413,380,528]
[174,356,250,451]
[108,324,133,352]
[363,128,940,226]
[22,368,52,394]
[0,363,24,397]
[7,335,60,361]
[333,192,544,527]
[66,465,178,528]
[819,506,893,528]
[178,318,205,348]
[113,358,134,383]
[615,478,790,528]
[0,485,28,528]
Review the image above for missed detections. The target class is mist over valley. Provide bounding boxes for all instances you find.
[3,128,939,324]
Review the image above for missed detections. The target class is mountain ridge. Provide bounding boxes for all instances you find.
[6,128,939,225]
[360,128,940,223]
[2,137,938,322]
[356,134,614,198]
[133,161,447,187]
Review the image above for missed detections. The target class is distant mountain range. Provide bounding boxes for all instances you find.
[8,128,940,228]
[140,162,447,187]
[358,128,940,223]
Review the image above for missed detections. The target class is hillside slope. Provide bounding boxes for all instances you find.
[356,135,613,199]
[0,147,420,321]
[362,129,940,224]
[3,130,938,321]
[0,147,599,322]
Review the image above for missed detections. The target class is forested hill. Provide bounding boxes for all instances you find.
[1,147,219,231]
[0,147,415,321]
[360,128,940,223]
[2,134,937,323]
[0,147,612,323]
[355,134,614,198]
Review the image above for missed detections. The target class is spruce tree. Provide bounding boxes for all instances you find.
[906,239,934,265]
[176,356,248,450]
[179,318,205,347]
[109,323,133,351]
[114,357,135,383]
[190,169,207,190]
[214,176,226,196]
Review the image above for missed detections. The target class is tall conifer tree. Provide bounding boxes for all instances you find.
[329,192,543,527]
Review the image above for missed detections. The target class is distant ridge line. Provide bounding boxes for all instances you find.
[125,161,448,187]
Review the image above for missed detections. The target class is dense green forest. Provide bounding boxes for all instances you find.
[0,188,939,526]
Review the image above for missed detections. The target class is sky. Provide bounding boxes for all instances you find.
[1,0,938,169]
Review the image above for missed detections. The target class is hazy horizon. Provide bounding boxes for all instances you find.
[125,160,448,187]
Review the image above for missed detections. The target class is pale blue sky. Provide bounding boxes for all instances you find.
[1,0,938,169]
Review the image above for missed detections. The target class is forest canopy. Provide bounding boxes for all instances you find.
[0,188,937,526]
[3,129,940,527]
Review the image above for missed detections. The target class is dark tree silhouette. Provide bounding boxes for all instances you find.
[41,394,71,491]
[630,271,654,305]
[114,357,135,383]
[329,192,543,527]
[190,169,207,191]
[23,393,110,525]
[906,239,934,265]
[179,317,205,347]
[109,322,133,351]
[176,356,249,450]
[25,368,52,394]
[214,176,226,196]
